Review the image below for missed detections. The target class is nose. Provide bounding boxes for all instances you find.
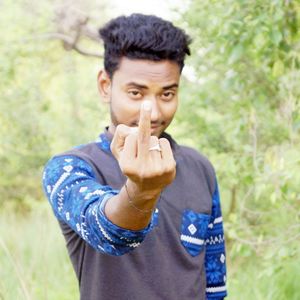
[147,98,161,122]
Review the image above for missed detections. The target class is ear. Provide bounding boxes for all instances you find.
[97,70,112,103]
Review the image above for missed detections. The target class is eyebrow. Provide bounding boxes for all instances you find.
[126,82,179,90]
[162,83,179,90]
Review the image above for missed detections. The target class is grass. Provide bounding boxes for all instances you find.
[0,201,299,300]
[0,202,78,300]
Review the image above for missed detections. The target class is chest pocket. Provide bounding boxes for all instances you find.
[180,209,210,257]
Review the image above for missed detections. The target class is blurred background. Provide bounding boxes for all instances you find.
[0,0,299,299]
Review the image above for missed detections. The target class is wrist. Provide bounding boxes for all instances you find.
[126,179,161,203]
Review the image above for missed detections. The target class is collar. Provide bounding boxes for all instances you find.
[95,127,112,152]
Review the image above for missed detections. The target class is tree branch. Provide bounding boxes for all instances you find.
[32,33,103,59]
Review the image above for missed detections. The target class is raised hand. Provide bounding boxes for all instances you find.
[111,100,176,195]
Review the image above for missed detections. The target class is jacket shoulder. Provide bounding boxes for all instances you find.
[178,145,216,194]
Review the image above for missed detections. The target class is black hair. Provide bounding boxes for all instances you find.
[99,13,191,77]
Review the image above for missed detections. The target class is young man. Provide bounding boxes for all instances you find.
[43,14,227,300]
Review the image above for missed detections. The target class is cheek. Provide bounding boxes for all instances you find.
[111,90,141,116]
[163,100,178,120]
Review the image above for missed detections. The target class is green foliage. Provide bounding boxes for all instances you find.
[0,0,109,208]
[174,0,300,298]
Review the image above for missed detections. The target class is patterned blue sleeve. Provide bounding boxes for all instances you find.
[42,155,154,256]
[205,180,227,299]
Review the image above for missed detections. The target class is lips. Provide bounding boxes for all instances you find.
[132,123,162,132]
[150,126,161,136]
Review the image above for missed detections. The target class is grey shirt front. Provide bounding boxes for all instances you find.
[44,130,226,300]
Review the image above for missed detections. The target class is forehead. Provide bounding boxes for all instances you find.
[112,57,181,86]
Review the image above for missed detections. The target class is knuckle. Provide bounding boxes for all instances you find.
[156,170,164,177]
[137,169,146,179]
[163,167,172,175]
[126,132,137,142]
[164,162,176,174]
[122,168,134,177]
[116,124,130,136]
[159,138,170,146]
[115,124,125,132]
[149,136,159,146]
[159,137,168,143]
[140,169,157,179]
[118,124,127,130]
[152,165,164,177]
[150,136,159,142]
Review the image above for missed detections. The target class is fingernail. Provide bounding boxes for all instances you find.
[142,101,152,111]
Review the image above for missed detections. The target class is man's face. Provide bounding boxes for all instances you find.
[98,57,181,137]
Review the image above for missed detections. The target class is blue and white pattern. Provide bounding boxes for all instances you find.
[181,210,210,256]
[205,182,227,299]
[43,135,227,299]
[43,155,155,256]
[95,133,111,152]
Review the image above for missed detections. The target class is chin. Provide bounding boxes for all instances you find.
[156,129,166,137]
[151,132,160,137]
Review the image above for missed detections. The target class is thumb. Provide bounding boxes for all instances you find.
[110,124,138,160]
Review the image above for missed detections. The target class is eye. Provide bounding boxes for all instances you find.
[128,89,142,99]
[161,91,175,101]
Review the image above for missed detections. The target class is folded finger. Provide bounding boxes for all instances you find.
[110,124,134,159]
[149,135,161,158]
[159,138,176,170]
[121,133,138,160]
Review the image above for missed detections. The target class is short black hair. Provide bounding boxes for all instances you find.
[99,13,191,77]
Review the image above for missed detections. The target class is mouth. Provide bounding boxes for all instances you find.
[131,119,165,134]
[150,126,162,136]
[132,123,162,130]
